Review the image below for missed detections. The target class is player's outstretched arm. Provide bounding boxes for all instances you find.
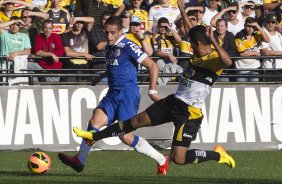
[141,57,161,102]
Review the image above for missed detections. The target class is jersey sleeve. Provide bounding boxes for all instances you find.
[126,41,148,64]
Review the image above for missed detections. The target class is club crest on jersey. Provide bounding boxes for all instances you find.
[117,42,125,48]
[114,49,121,57]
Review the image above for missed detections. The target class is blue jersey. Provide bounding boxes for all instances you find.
[105,35,148,90]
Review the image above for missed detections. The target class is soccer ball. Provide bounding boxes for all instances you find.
[28,152,51,174]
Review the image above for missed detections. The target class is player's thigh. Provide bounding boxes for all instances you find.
[89,108,109,129]
[116,89,140,121]
[171,105,203,148]
[93,94,116,127]
[145,94,175,126]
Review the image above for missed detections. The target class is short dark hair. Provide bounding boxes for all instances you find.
[216,18,228,26]
[43,19,53,26]
[245,17,256,25]
[228,2,239,11]
[188,25,211,47]
[104,15,122,30]
[157,17,169,25]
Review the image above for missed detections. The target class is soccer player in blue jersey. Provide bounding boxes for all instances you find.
[58,15,169,175]
[72,4,236,171]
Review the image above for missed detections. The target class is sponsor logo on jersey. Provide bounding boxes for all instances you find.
[52,25,63,34]
[128,41,143,56]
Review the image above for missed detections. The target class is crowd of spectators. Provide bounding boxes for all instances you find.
[0,0,282,84]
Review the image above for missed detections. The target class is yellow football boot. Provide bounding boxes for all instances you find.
[73,127,94,141]
[214,145,235,168]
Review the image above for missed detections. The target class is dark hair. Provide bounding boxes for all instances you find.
[104,15,122,30]
[228,2,239,11]
[194,3,205,13]
[157,17,169,25]
[43,19,53,26]
[21,8,30,18]
[216,18,228,26]
[244,17,256,25]
[187,11,198,19]
[10,16,20,21]
[188,25,211,47]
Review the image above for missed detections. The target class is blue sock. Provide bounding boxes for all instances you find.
[78,124,99,165]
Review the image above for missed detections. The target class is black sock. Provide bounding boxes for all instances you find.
[185,149,220,164]
[92,119,135,141]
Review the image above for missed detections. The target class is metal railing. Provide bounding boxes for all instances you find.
[0,55,282,85]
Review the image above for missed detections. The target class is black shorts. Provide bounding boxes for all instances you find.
[145,94,203,147]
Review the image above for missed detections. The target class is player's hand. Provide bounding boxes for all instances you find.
[205,26,215,42]
[149,93,161,102]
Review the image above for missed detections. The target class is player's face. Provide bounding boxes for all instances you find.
[43,22,53,38]
[105,24,122,45]
[216,21,227,35]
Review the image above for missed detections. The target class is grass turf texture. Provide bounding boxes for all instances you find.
[0,150,281,184]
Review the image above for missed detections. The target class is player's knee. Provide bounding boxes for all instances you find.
[171,155,186,165]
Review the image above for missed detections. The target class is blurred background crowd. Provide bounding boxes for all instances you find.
[0,0,281,84]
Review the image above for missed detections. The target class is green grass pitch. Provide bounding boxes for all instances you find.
[0,150,281,184]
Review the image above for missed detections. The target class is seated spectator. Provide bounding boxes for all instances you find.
[201,0,219,26]
[214,19,237,82]
[214,19,237,57]
[88,11,110,57]
[19,7,49,48]
[61,14,95,82]
[0,16,31,85]
[183,3,205,26]
[234,17,269,82]
[152,17,183,85]
[210,3,245,36]
[261,14,282,81]
[128,0,149,32]
[46,0,76,13]
[148,0,180,33]
[28,19,64,82]
[0,1,22,22]
[126,16,153,56]
[43,0,71,34]
[77,0,117,25]
[237,1,257,21]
